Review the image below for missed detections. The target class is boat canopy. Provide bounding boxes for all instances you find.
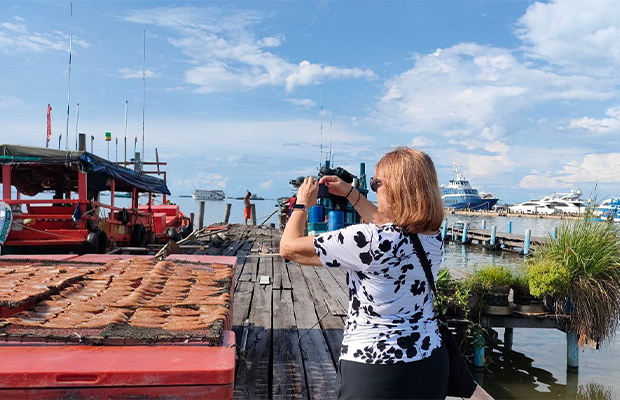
[0,144,170,196]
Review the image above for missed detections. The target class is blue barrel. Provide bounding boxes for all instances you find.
[327,210,345,231]
[309,205,325,223]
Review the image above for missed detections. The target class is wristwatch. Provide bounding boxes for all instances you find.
[291,204,308,214]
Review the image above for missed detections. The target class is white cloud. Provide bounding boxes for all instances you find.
[0,95,23,110]
[516,0,620,71]
[566,106,620,134]
[465,153,516,177]
[258,180,273,189]
[377,43,611,136]
[118,68,160,79]
[285,98,317,109]
[0,19,89,53]
[176,172,228,190]
[519,170,568,189]
[411,136,435,148]
[122,6,375,93]
[559,153,620,183]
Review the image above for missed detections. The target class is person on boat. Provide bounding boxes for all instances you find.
[283,194,297,218]
[244,190,252,225]
[280,147,448,399]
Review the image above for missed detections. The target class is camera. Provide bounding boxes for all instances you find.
[317,183,329,198]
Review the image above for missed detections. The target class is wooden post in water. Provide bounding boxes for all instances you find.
[461,222,469,244]
[250,204,257,225]
[482,220,487,230]
[441,219,448,240]
[224,203,232,224]
[504,327,513,351]
[190,212,195,231]
[473,332,485,368]
[507,221,513,234]
[567,329,579,369]
[552,226,558,240]
[490,225,497,246]
[523,229,531,255]
[198,201,205,230]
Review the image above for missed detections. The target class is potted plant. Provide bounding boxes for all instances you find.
[527,217,620,345]
[435,268,472,318]
[468,265,515,315]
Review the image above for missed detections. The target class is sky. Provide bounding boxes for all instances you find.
[1,0,619,203]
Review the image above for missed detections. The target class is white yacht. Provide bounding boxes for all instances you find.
[191,189,226,201]
[509,189,587,215]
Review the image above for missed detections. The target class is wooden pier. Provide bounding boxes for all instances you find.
[172,224,494,399]
[445,224,547,254]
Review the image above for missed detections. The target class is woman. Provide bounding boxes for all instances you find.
[280,147,448,399]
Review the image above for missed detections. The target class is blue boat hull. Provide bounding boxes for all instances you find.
[444,198,498,210]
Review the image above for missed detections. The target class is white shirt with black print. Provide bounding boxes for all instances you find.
[313,223,443,364]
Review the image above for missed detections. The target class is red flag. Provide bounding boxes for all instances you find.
[46,104,52,148]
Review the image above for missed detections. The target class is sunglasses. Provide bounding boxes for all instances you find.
[370,177,382,192]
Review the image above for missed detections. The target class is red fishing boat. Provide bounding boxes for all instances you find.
[0,144,191,254]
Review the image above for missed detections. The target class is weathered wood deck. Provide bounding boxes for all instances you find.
[184,224,492,400]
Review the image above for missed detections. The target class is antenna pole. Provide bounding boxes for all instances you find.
[75,103,79,150]
[65,2,73,150]
[329,105,334,164]
[320,86,323,165]
[124,100,128,165]
[142,30,146,161]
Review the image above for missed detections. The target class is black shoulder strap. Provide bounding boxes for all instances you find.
[410,233,437,297]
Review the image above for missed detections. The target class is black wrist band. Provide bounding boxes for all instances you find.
[353,191,361,207]
[345,186,354,199]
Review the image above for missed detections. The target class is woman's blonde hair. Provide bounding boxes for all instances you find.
[375,147,444,233]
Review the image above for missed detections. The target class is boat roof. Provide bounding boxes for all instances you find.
[0,144,170,196]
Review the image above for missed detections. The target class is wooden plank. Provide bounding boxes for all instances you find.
[289,263,338,400]
[482,314,560,329]
[238,241,261,282]
[272,289,308,400]
[232,281,255,347]
[299,266,345,366]
[325,267,348,294]
[234,253,273,399]
[315,267,348,312]
[273,256,292,290]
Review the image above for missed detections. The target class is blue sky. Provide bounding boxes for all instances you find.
[1,0,619,203]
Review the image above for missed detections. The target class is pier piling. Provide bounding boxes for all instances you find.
[504,328,514,351]
[523,229,531,255]
[490,225,497,246]
[473,333,485,369]
[507,221,513,234]
[482,220,487,230]
[190,212,194,231]
[567,329,579,369]
[250,204,257,226]
[461,222,469,244]
[198,201,205,230]
[441,220,448,240]
[552,226,558,240]
[224,203,232,224]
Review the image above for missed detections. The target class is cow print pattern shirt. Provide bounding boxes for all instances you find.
[313,223,442,364]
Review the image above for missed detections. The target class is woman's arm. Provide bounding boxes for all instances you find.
[319,176,380,223]
[279,177,322,266]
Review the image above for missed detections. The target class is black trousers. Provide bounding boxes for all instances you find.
[336,344,449,400]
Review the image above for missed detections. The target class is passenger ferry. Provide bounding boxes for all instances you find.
[191,189,226,201]
[441,165,498,210]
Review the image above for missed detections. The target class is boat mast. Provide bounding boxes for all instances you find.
[319,86,323,165]
[65,2,73,150]
[329,105,334,164]
[124,100,128,165]
[142,30,146,161]
[74,103,79,150]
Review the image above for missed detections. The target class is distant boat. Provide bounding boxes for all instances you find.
[191,189,225,201]
[441,165,498,210]
[593,198,620,222]
[509,189,587,215]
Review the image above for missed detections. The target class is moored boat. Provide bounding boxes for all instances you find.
[441,165,498,210]
[191,189,225,201]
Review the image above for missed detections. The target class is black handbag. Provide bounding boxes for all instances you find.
[410,233,478,398]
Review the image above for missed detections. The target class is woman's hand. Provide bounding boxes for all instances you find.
[319,175,352,197]
[297,176,319,207]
